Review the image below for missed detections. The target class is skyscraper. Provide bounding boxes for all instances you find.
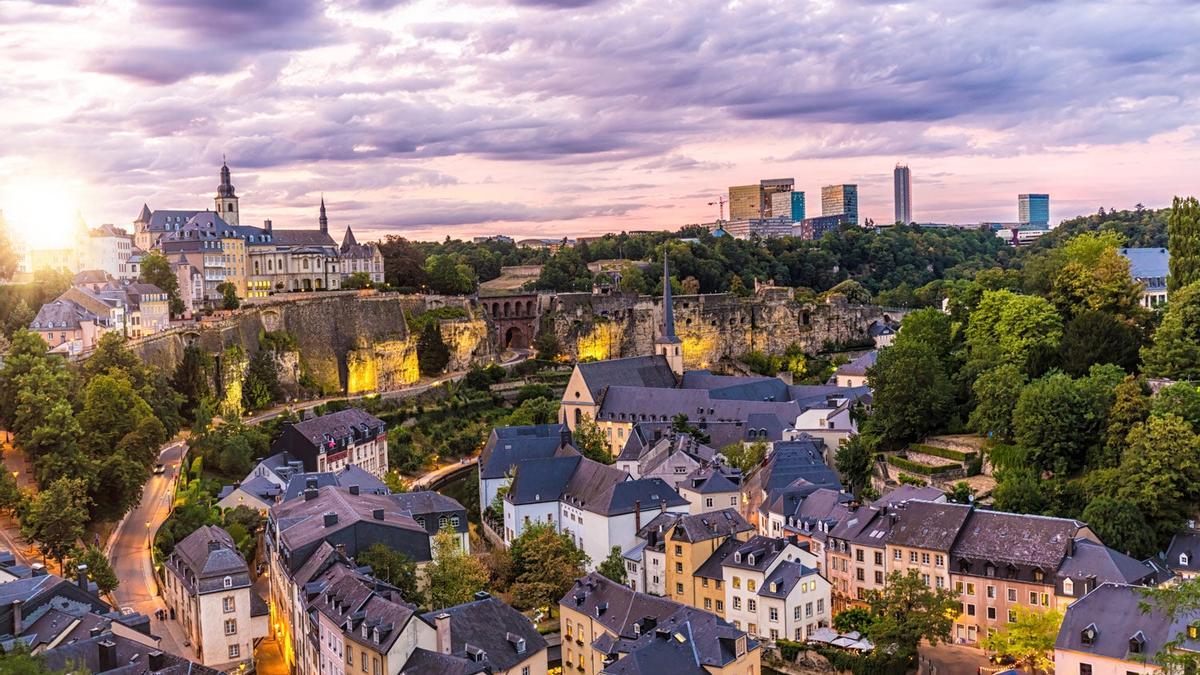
[821,184,859,225]
[728,178,795,220]
[770,190,806,222]
[1019,194,1050,227]
[893,164,912,224]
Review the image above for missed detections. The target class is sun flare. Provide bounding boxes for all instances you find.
[0,178,83,250]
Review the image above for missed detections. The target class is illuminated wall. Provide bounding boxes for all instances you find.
[576,321,623,362]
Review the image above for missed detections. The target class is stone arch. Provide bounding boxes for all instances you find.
[504,326,527,349]
[503,301,511,317]
[526,300,534,316]
[491,303,499,318]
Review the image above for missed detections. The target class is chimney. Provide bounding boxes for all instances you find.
[98,640,118,672]
[634,500,642,533]
[474,591,491,601]
[11,599,22,634]
[90,625,104,638]
[148,650,165,671]
[263,219,272,233]
[77,563,89,589]
[372,508,384,520]
[306,477,318,489]
[304,488,319,501]
[31,563,46,577]
[335,543,347,557]
[435,613,452,655]
[323,512,338,527]
[349,485,360,496]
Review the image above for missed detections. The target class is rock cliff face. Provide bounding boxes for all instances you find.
[548,289,882,369]
[127,294,487,395]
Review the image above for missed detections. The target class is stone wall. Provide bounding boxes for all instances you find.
[548,289,882,369]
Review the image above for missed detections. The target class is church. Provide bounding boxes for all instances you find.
[133,161,384,305]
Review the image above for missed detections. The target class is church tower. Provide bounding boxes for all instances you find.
[655,255,683,377]
[214,159,240,226]
[319,195,328,234]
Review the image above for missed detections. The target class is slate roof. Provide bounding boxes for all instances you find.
[401,648,488,675]
[0,573,110,639]
[953,510,1083,569]
[747,438,841,501]
[695,538,743,580]
[576,355,678,400]
[667,509,753,544]
[759,561,821,599]
[1055,582,1200,665]
[290,408,385,447]
[590,478,688,517]
[560,572,682,639]
[271,486,427,556]
[680,465,741,494]
[835,351,877,378]
[167,525,250,595]
[722,535,793,573]
[269,229,338,247]
[887,500,972,552]
[280,466,389,502]
[41,632,222,675]
[479,423,570,480]
[1166,531,1200,573]
[30,299,98,331]
[1119,247,1170,285]
[827,505,892,547]
[1056,538,1156,594]
[138,208,201,233]
[560,457,632,512]
[308,566,419,654]
[601,606,756,675]
[771,486,852,533]
[391,491,469,535]
[420,594,548,672]
[508,455,582,504]
[229,475,283,504]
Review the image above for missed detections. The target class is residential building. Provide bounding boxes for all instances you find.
[614,431,719,488]
[161,525,268,669]
[893,165,912,224]
[825,503,895,609]
[271,407,389,479]
[79,224,135,280]
[478,423,573,517]
[743,437,842,533]
[721,535,826,639]
[392,490,471,554]
[676,465,743,515]
[29,298,104,354]
[1166,529,1200,580]
[785,392,860,449]
[885,500,970,607]
[996,225,1051,247]
[96,281,170,337]
[420,592,550,675]
[1120,247,1170,308]
[639,509,753,612]
[559,572,759,675]
[1055,537,1158,605]
[821,185,859,225]
[833,351,876,387]
[1054,582,1194,675]
[1019,193,1050,227]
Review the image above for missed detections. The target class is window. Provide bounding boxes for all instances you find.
[875,551,883,565]
[935,554,944,567]
[910,551,918,563]
[1008,588,1017,602]
[987,607,996,620]
[675,562,683,573]
[769,607,779,622]
[748,579,756,592]
[705,498,713,508]
[921,552,930,564]
[955,581,964,593]
[223,596,236,613]
[817,599,824,613]
[223,576,233,589]
[675,582,683,595]
[856,568,865,581]
[893,550,902,560]
[967,604,976,616]
[748,599,756,612]
[805,602,813,618]
[987,585,995,599]
[675,545,683,557]
[856,549,864,563]
[967,583,976,595]
[1063,578,1074,596]
[1080,665,1092,675]
[704,598,712,610]
[922,574,930,586]
[794,606,801,620]
[450,515,461,527]
[730,496,737,506]
[733,597,741,610]
[522,667,530,675]
[229,645,240,659]
[224,619,237,635]
[716,600,723,612]
[875,571,884,584]
[362,651,368,672]
[1030,592,1038,605]
[1008,609,1017,623]
[439,515,448,528]
[733,576,741,589]
[702,578,709,588]
[1081,625,1097,646]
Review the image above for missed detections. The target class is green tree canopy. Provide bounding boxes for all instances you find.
[866,341,955,447]
[865,569,959,660]
[1168,196,1200,294]
[980,607,1062,673]
[597,546,627,584]
[1143,282,1200,378]
[834,435,874,499]
[22,478,92,568]
[509,521,589,614]
[357,542,420,603]
[416,322,451,376]
[572,414,612,464]
[425,527,489,609]
[140,250,185,316]
[1058,310,1141,376]
[1012,373,1093,475]
[968,364,1027,442]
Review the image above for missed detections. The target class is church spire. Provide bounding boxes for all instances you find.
[655,253,683,377]
[214,158,239,225]
[319,195,328,233]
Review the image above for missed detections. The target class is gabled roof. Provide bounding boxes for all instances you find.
[1119,247,1170,280]
[280,466,389,503]
[168,525,250,595]
[759,560,821,599]
[747,438,841,501]
[420,594,548,672]
[668,509,753,544]
[1057,538,1157,588]
[290,408,386,447]
[30,299,97,331]
[576,355,677,400]
[508,455,582,505]
[601,606,756,674]
[835,351,877,377]
[1166,531,1200,572]
[721,535,793,572]
[559,572,682,639]
[887,500,971,552]
[401,648,488,675]
[953,510,1083,569]
[872,485,945,507]
[270,229,338,247]
[271,486,427,556]
[1055,582,1200,665]
[480,423,571,480]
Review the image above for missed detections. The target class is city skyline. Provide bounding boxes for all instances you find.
[3,0,1199,245]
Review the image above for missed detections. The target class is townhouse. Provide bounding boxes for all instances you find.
[559,572,760,675]
[638,509,754,614]
[477,423,572,517]
[721,535,826,640]
[1055,582,1197,674]
[272,408,389,479]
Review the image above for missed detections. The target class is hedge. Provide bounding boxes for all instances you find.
[909,443,975,462]
[888,455,958,475]
[812,645,912,675]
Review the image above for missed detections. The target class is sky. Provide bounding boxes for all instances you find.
[1,0,1198,245]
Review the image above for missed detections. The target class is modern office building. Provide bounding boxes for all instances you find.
[728,179,795,220]
[1019,193,1050,227]
[770,191,806,222]
[821,185,858,225]
[893,165,912,224]
[795,214,852,240]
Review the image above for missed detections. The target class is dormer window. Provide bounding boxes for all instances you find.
[1182,553,1191,566]
[985,563,995,577]
[1063,578,1074,596]
[223,576,233,589]
[1129,631,1146,654]
[734,552,742,563]
[1033,569,1045,583]
[1081,624,1098,646]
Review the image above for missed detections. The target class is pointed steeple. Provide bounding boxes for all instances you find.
[657,255,679,344]
[342,226,358,250]
[319,195,328,233]
[137,203,152,224]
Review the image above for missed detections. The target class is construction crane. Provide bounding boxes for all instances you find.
[707,195,727,221]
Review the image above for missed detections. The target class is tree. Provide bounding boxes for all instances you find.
[0,330,58,428]
[1080,496,1157,559]
[572,414,612,464]
[417,322,451,376]
[357,542,420,602]
[533,325,560,361]
[965,290,1062,372]
[992,468,1048,515]
[378,236,428,289]
[1100,376,1150,469]
[834,435,874,498]
[720,441,767,475]
[71,545,120,594]
[510,522,589,614]
[424,254,476,294]
[1113,414,1200,552]
[616,263,647,294]
[343,271,373,289]
[946,481,974,504]
[1143,282,1200,379]
[425,527,489,609]
[1050,234,1143,321]
[1152,382,1200,430]
[1168,195,1200,294]
[826,279,872,304]
[1058,310,1141,376]
[894,308,956,359]
[1140,577,1200,672]
[0,469,23,516]
[217,282,240,310]
[77,373,155,458]
[980,607,1062,673]
[968,364,1027,442]
[0,645,63,674]
[597,546,627,584]
[140,250,185,316]
[243,348,281,411]
[92,452,149,521]
[506,397,560,426]
[172,344,213,422]
[1013,373,1092,475]
[22,478,92,569]
[832,606,873,633]
[865,569,959,660]
[866,341,954,447]
[0,217,16,281]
